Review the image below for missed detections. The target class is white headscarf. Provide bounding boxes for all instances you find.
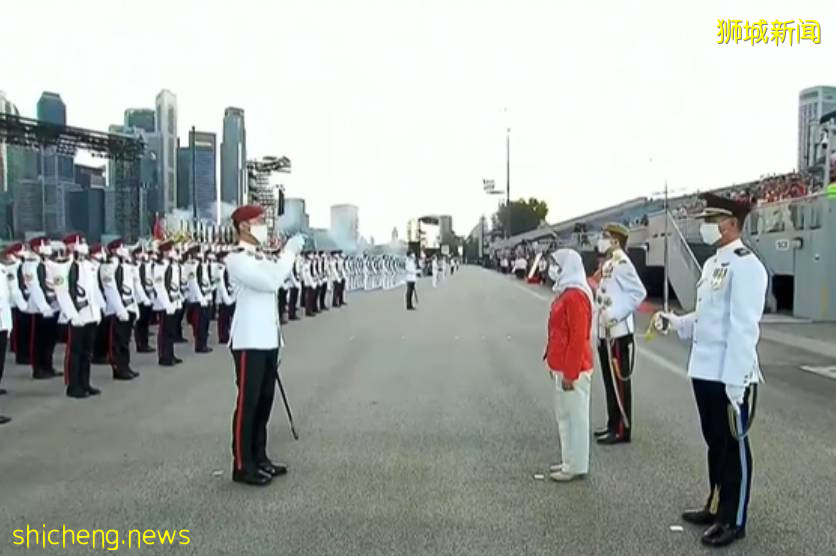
[550,249,594,332]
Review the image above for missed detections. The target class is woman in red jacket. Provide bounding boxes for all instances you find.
[544,249,594,481]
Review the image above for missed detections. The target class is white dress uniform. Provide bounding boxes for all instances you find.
[53,256,99,394]
[665,237,766,533]
[225,237,303,478]
[152,257,179,365]
[595,246,647,442]
[102,257,138,378]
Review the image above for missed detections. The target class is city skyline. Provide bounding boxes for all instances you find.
[2,0,836,241]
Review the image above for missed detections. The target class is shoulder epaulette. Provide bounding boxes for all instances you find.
[734,248,751,257]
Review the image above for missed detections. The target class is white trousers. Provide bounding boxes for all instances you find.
[553,371,592,475]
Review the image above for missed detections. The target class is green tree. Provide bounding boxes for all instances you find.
[491,197,549,237]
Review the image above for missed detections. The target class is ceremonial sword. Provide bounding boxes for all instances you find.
[275,367,299,440]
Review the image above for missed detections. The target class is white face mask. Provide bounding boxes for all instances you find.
[75,244,89,256]
[699,223,723,246]
[548,263,561,282]
[597,238,612,254]
[117,247,130,259]
[249,224,269,245]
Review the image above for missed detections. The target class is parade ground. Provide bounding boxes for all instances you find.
[1,266,834,555]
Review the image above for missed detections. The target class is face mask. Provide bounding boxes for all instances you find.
[548,263,561,281]
[75,244,89,256]
[249,224,268,245]
[597,238,612,254]
[117,247,130,259]
[699,223,722,246]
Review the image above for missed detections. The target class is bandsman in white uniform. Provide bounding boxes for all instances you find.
[594,222,647,445]
[655,194,766,548]
[0,243,28,411]
[152,241,182,367]
[23,237,61,380]
[102,239,139,380]
[133,244,156,353]
[225,205,305,486]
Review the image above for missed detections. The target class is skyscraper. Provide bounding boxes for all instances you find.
[37,92,66,125]
[36,92,74,236]
[155,89,178,213]
[177,130,217,221]
[276,198,308,234]
[124,108,156,133]
[221,107,247,205]
[798,86,836,171]
[0,91,21,238]
[108,125,145,242]
[0,91,19,194]
[330,204,359,247]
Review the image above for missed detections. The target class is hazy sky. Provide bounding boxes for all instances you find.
[2,0,834,240]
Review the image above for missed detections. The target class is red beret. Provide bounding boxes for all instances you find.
[29,236,49,250]
[63,233,85,246]
[89,243,103,255]
[3,242,24,257]
[158,240,175,253]
[231,204,264,225]
[107,239,123,251]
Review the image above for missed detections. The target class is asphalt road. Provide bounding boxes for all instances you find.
[1,266,834,555]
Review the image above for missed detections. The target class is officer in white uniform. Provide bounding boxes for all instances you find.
[132,244,155,353]
[594,222,647,445]
[225,204,305,486]
[656,194,766,548]
[152,241,181,366]
[102,239,139,380]
[23,237,61,379]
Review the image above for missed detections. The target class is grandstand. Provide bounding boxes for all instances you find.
[490,164,836,322]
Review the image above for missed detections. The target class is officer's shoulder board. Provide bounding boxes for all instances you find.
[734,247,752,257]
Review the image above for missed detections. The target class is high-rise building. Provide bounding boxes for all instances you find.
[438,214,454,242]
[276,197,308,234]
[124,108,156,134]
[37,91,66,125]
[177,130,217,221]
[0,91,22,238]
[68,164,106,241]
[221,107,247,205]
[108,125,145,242]
[330,204,359,247]
[798,86,836,171]
[155,89,178,213]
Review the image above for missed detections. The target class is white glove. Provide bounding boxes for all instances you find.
[658,312,682,331]
[118,310,130,322]
[725,384,745,408]
[71,315,84,327]
[285,235,306,255]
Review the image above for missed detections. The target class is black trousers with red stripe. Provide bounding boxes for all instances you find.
[288,288,299,318]
[192,304,210,351]
[33,313,58,376]
[217,303,234,344]
[135,304,153,350]
[65,323,95,395]
[93,318,109,363]
[0,330,7,386]
[231,348,278,474]
[597,335,634,440]
[109,314,135,376]
[14,311,32,364]
[157,310,177,364]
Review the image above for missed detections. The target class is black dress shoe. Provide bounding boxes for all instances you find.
[682,508,716,526]
[195,347,213,354]
[701,523,745,547]
[86,386,101,396]
[597,433,628,445]
[33,371,57,380]
[257,461,288,477]
[232,470,272,486]
[66,389,89,399]
[159,360,175,367]
[173,357,184,365]
[129,370,140,378]
[0,388,7,395]
[0,415,11,425]
[137,347,155,353]
[594,428,611,438]
[113,371,135,381]
[48,368,63,377]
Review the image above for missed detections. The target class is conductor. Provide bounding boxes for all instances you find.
[225,204,305,486]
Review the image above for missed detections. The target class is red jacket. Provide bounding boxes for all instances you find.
[545,288,593,381]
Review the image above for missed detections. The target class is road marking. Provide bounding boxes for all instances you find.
[800,365,836,381]
[636,347,687,378]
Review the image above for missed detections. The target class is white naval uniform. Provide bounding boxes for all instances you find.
[666,237,766,530]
